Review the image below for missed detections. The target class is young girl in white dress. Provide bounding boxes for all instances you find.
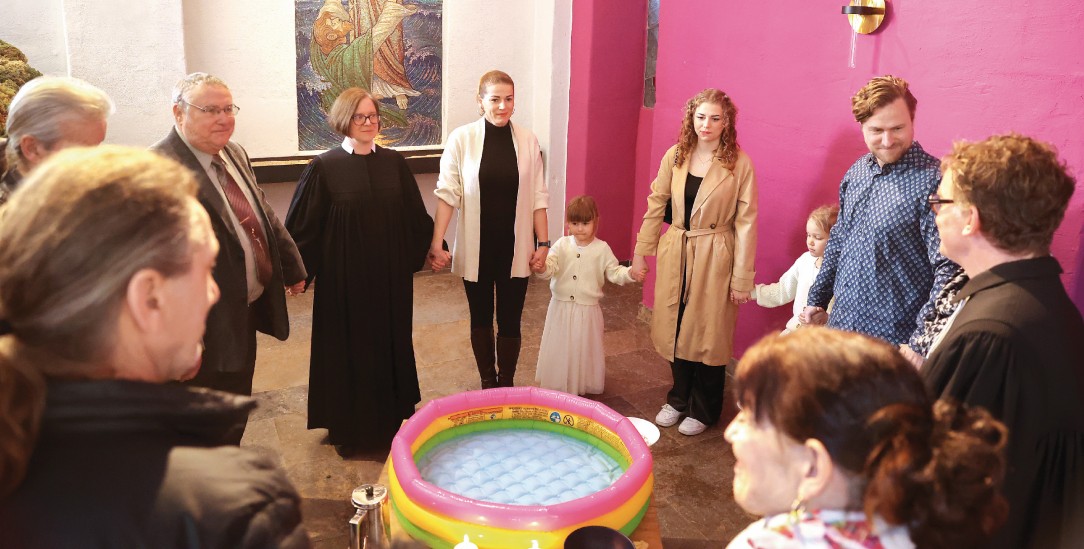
[752,205,838,333]
[533,196,644,395]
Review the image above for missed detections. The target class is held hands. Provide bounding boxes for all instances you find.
[630,255,649,283]
[530,246,548,273]
[730,289,751,305]
[428,244,451,272]
[285,280,306,296]
[799,306,829,326]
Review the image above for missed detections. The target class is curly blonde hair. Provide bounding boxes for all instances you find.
[808,204,840,234]
[675,89,739,170]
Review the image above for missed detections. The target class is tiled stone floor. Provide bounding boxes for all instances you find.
[249,182,752,547]
[241,273,752,548]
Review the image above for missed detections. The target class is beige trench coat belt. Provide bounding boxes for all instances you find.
[675,224,733,305]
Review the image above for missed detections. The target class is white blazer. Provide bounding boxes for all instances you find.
[435,117,548,281]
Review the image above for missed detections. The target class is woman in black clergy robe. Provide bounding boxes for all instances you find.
[285,87,433,455]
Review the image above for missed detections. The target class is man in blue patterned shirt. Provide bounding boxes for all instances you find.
[802,76,957,345]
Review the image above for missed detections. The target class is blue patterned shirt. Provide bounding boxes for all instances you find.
[807,142,958,345]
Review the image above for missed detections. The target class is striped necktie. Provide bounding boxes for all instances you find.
[212,156,273,285]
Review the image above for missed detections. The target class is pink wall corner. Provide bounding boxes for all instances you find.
[567,0,647,259]
[631,0,1084,357]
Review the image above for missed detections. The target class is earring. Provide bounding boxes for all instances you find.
[788,495,807,524]
[479,106,484,116]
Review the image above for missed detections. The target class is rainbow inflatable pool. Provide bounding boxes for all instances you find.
[388,387,654,548]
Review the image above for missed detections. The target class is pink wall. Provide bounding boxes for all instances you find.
[566,0,647,259]
[632,0,1084,357]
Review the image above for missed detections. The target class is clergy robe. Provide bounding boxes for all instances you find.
[286,144,432,449]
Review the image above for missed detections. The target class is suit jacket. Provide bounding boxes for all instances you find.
[150,128,306,374]
[634,145,758,365]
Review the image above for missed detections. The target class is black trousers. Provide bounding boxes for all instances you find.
[666,288,726,425]
[462,277,529,337]
[666,358,726,424]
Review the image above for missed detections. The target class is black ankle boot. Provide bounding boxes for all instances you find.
[496,336,521,387]
[471,327,498,389]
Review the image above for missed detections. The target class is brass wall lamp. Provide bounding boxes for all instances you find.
[842,0,886,34]
[842,0,886,67]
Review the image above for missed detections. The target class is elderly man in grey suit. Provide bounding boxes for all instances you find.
[151,72,306,407]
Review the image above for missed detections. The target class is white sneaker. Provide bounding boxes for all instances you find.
[655,404,683,427]
[678,417,708,436]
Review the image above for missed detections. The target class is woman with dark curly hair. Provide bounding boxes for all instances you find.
[725,327,1008,549]
[631,88,757,436]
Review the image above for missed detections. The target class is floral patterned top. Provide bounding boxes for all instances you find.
[726,510,914,549]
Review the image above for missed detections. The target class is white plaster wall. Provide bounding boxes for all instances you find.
[441,0,571,238]
[441,1,534,136]
[181,0,299,156]
[531,0,572,238]
[62,0,186,146]
[1,0,69,76]
[3,0,572,217]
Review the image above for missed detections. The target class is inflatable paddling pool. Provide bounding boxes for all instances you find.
[388,387,654,548]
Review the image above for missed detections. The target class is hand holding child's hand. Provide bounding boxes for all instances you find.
[800,306,828,326]
[530,247,548,272]
[630,254,650,283]
[730,289,751,305]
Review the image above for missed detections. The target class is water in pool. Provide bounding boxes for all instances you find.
[416,429,624,505]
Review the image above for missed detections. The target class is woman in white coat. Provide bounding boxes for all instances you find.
[428,70,549,388]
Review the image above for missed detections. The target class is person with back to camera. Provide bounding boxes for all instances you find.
[532,195,645,396]
[428,70,549,389]
[0,146,309,547]
[285,87,433,456]
[2,76,113,207]
[725,327,1008,549]
[922,133,1084,548]
[751,205,838,334]
[630,88,758,437]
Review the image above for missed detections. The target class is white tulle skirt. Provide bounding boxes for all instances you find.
[535,298,606,395]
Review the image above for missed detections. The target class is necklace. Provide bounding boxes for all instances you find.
[694,149,715,166]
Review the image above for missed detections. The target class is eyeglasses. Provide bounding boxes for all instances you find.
[351,113,380,125]
[183,100,240,117]
[927,194,955,213]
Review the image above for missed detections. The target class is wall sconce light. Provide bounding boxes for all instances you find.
[842,0,886,68]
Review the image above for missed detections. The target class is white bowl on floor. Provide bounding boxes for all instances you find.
[626,416,661,447]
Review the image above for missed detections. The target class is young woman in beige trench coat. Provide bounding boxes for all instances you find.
[630,89,757,436]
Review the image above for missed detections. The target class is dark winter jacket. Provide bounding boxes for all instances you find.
[0,379,310,548]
